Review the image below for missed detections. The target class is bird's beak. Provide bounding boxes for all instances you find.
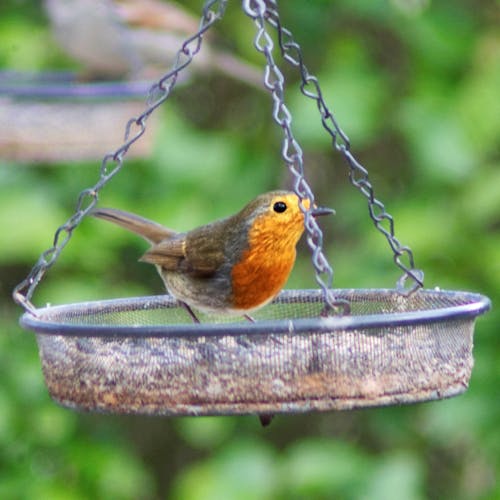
[300,198,335,217]
[311,206,335,217]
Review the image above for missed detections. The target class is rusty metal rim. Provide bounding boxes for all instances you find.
[20,289,491,339]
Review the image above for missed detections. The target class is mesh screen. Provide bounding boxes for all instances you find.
[36,319,474,415]
[24,289,490,416]
[33,288,485,329]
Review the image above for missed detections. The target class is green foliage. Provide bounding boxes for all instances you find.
[0,0,498,498]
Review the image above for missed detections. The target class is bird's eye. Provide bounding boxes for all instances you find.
[273,201,287,213]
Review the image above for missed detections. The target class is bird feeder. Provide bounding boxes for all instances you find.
[0,72,157,162]
[14,0,490,423]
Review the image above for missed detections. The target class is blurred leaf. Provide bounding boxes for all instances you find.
[397,94,476,184]
[152,110,241,188]
[393,4,476,73]
[67,440,154,499]
[0,18,52,69]
[291,36,389,148]
[172,439,278,500]
[33,404,78,447]
[281,438,372,497]
[457,164,500,228]
[456,31,500,157]
[175,416,237,450]
[363,452,425,500]
[0,188,63,264]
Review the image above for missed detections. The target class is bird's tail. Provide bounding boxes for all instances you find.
[91,207,175,244]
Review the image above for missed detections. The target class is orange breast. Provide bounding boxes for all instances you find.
[229,199,306,311]
[230,245,296,310]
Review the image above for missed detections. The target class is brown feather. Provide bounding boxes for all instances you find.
[139,236,186,270]
[91,208,175,244]
[141,218,232,275]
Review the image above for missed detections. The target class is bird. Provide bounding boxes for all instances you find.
[91,190,333,322]
[44,0,263,88]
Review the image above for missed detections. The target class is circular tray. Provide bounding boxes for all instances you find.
[20,289,490,417]
[0,71,156,162]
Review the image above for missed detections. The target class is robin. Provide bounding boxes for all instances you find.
[45,0,263,87]
[91,190,333,322]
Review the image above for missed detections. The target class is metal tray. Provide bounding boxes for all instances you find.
[20,289,491,417]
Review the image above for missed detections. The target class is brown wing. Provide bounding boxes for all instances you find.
[140,218,231,276]
[139,235,187,271]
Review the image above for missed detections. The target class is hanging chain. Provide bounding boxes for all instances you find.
[243,0,350,315]
[12,0,228,316]
[247,0,424,295]
[13,0,423,316]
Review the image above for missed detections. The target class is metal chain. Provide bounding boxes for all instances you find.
[12,0,228,315]
[260,0,424,295]
[14,0,423,317]
[243,0,350,315]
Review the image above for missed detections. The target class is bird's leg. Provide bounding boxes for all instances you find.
[180,301,200,323]
[244,314,255,322]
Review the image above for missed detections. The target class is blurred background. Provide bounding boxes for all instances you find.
[0,0,498,498]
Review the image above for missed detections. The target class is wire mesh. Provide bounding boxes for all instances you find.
[22,289,490,416]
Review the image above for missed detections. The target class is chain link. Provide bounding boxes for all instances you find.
[12,0,228,315]
[260,0,424,295]
[243,0,350,315]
